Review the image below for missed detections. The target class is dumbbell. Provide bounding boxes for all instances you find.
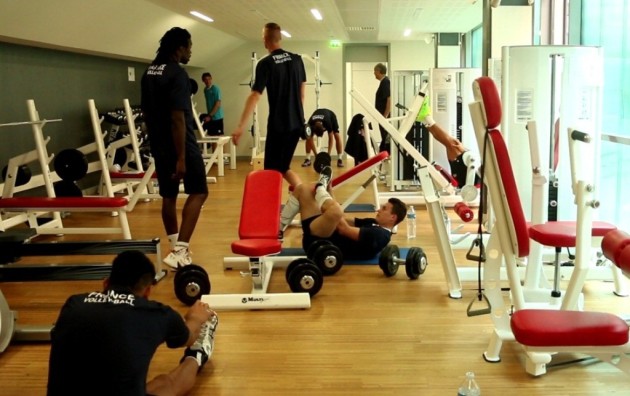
[173,264,211,306]
[313,152,332,173]
[285,258,324,296]
[306,240,343,276]
[378,244,428,280]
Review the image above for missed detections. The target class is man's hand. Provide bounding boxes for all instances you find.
[446,138,466,162]
[185,300,215,325]
[173,157,186,180]
[232,125,244,145]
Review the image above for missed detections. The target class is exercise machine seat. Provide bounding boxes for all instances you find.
[231,170,282,257]
[511,309,629,347]
[109,170,157,179]
[529,221,617,247]
[0,196,128,208]
[331,151,389,188]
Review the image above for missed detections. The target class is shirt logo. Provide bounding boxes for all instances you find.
[83,290,136,306]
[272,53,292,64]
[146,64,166,76]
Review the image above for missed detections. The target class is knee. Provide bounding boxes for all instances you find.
[323,201,343,223]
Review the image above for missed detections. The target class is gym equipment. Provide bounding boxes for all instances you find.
[0,289,51,353]
[378,244,428,279]
[306,240,343,276]
[53,148,88,182]
[174,264,211,306]
[469,76,620,375]
[202,170,317,310]
[53,180,83,197]
[313,152,332,173]
[1,164,32,187]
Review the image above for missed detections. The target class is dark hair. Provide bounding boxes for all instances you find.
[189,78,198,95]
[201,72,211,80]
[108,250,156,293]
[374,63,387,75]
[388,198,407,226]
[154,27,191,63]
[312,121,325,137]
[264,22,282,42]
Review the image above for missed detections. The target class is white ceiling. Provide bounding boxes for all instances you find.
[147,0,483,42]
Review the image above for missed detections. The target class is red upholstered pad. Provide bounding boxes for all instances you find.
[474,77,502,129]
[331,151,389,188]
[0,196,128,208]
[601,229,630,267]
[529,221,617,248]
[110,171,157,179]
[511,309,629,347]
[232,239,282,257]
[620,245,630,273]
[238,170,282,241]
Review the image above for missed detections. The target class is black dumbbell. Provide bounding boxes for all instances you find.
[378,245,428,280]
[313,152,332,173]
[306,240,343,276]
[286,258,324,296]
[173,264,211,306]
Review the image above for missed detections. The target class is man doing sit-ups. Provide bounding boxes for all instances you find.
[280,167,407,260]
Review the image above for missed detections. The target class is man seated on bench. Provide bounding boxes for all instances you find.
[280,166,407,260]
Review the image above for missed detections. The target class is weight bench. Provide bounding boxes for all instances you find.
[203,170,318,310]
[510,229,630,376]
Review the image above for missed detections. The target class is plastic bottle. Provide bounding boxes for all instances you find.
[457,371,481,396]
[406,205,416,239]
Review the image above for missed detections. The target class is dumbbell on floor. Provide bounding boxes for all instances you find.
[173,264,211,306]
[378,244,428,280]
[306,239,343,276]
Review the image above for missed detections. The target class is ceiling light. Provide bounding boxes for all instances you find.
[403,29,412,37]
[281,30,292,38]
[311,9,323,20]
[190,11,213,22]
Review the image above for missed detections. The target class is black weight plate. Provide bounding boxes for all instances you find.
[306,239,332,259]
[285,258,315,283]
[174,264,211,306]
[313,152,332,173]
[405,247,428,280]
[288,262,323,297]
[53,180,83,197]
[54,148,88,181]
[2,164,32,186]
[378,244,400,277]
[313,244,343,276]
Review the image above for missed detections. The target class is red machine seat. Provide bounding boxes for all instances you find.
[511,309,629,347]
[109,171,156,179]
[231,239,282,257]
[529,221,617,247]
[331,151,389,188]
[0,196,128,209]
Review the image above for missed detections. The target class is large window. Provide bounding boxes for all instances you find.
[581,0,630,227]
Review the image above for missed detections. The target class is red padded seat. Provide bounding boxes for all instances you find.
[331,151,389,188]
[529,221,617,247]
[109,171,156,179]
[0,196,128,208]
[511,309,629,347]
[231,239,282,257]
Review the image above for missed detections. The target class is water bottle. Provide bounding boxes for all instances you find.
[406,205,416,239]
[457,371,481,396]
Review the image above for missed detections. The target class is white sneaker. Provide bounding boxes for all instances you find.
[181,314,219,371]
[163,246,192,270]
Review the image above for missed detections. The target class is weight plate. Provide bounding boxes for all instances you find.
[313,244,343,276]
[286,258,315,283]
[313,152,332,173]
[54,148,88,181]
[306,239,332,260]
[53,180,83,197]
[378,244,400,277]
[174,264,211,306]
[288,262,323,297]
[405,247,428,280]
[2,164,32,186]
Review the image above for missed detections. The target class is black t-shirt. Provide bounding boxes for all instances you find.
[47,289,189,396]
[140,61,198,158]
[308,108,339,133]
[375,76,390,114]
[252,48,306,134]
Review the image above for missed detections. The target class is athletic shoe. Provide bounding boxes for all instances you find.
[316,165,333,190]
[301,159,312,167]
[181,313,219,372]
[163,246,192,270]
[337,159,344,168]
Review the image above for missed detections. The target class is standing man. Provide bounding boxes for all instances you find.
[232,22,307,187]
[47,250,219,396]
[374,63,391,153]
[306,108,344,167]
[200,72,224,136]
[141,27,208,269]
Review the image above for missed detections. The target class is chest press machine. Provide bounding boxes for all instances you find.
[470,76,627,376]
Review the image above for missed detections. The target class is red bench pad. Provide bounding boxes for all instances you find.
[331,151,389,188]
[0,196,128,209]
[110,171,156,179]
[601,229,630,273]
[529,221,617,247]
[232,239,282,257]
[511,309,629,347]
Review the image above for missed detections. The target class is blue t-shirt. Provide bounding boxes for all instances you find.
[204,84,224,120]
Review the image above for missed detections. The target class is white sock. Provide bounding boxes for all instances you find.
[175,241,189,250]
[168,234,179,250]
[280,194,300,231]
[315,186,333,209]
[306,154,312,160]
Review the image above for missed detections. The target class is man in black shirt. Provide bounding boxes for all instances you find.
[305,108,345,168]
[47,250,218,396]
[232,22,307,187]
[374,63,391,153]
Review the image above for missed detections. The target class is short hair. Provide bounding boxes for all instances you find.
[201,72,211,80]
[388,197,407,226]
[154,27,191,63]
[264,22,282,43]
[374,63,387,75]
[312,121,326,137]
[108,251,156,293]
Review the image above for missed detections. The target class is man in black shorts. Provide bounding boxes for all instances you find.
[141,27,208,269]
[47,250,218,396]
[232,22,306,187]
[279,167,408,260]
[304,108,345,168]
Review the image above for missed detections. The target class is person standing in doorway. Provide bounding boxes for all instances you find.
[374,63,391,153]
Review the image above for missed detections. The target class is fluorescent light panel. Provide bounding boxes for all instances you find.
[403,29,411,37]
[190,10,213,22]
[281,30,292,38]
[311,9,323,20]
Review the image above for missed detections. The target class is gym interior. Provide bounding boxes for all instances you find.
[1,1,629,395]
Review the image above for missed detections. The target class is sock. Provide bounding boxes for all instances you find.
[306,154,312,160]
[168,233,179,250]
[280,194,300,231]
[175,241,189,250]
[315,186,333,209]
[338,155,343,161]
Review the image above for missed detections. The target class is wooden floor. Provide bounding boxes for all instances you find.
[0,158,628,395]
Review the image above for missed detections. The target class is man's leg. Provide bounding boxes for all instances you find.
[294,168,342,238]
[178,192,208,242]
[333,133,344,167]
[162,196,179,248]
[145,359,198,396]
